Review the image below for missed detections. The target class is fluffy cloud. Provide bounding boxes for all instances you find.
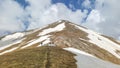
[25,0,87,30]
[96,0,120,39]
[83,0,120,39]
[0,0,25,36]
[0,0,120,40]
[0,0,88,36]
[82,10,104,31]
[82,0,91,9]
[0,0,25,29]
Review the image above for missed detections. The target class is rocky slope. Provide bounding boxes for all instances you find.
[0,20,120,68]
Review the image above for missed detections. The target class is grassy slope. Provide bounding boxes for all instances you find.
[0,46,77,68]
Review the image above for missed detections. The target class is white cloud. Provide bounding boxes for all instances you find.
[82,0,91,8]
[0,0,25,36]
[82,10,103,31]
[26,0,88,30]
[96,0,120,39]
[83,0,120,39]
[0,0,88,36]
[1,0,120,40]
[69,3,76,10]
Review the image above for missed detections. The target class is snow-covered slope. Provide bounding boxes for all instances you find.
[0,20,120,68]
[64,47,120,68]
[74,24,120,58]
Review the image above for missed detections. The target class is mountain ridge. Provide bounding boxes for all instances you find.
[0,20,120,68]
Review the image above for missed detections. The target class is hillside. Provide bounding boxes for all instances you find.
[0,20,120,68]
[0,46,76,68]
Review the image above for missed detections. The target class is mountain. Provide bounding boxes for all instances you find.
[0,20,120,68]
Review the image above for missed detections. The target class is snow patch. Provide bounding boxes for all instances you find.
[64,47,96,68]
[39,23,65,36]
[64,47,95,58]
[88,31,120,58]
[0,47,18,55]
[64,47,120,68]
[42,38,51,45]
[73,23,120,58]
[79,38,88,42]
[58,20,62,22]
[37,38,51,47]
[0,39,23,50]
[21,35,51,49]
[1,33,24,41]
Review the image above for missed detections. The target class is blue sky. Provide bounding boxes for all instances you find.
[15,0,95,11]
[52,0,95,11]
[15,0,95,17]
[0,0,120,40]
[51,0,95,21]
[15,0,29,8]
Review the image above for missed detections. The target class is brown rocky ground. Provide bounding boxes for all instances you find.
[0,46,76,68]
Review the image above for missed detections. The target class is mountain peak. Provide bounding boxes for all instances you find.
[1,20,120,67]
[51,20,75,27]
[57,19,70,23]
